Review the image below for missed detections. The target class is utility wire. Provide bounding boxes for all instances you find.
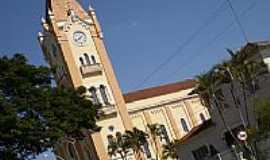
[165,1,256,81]
[225,0,249,42]
[133,1,228,90]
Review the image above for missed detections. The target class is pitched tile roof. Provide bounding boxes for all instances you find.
[123,79,196,103]
[180,119,213,144]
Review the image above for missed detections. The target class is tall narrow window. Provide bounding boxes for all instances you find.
[200,113,206,122]
[84,53,91,65]
[91,55,97,64]
[107,135,114,144]
[79,57,85,66]
[89,87,99,104]
[100,85,109,105]
[181,118,189,132]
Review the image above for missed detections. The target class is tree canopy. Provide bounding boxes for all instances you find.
[0,54,98,159]
[254,98,270,139]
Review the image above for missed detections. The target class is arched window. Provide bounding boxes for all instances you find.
[108,125,114,132]
[91,55,97,64]
[79,57,85,66]
[181,118,189,132]
[84,53,91,65]
[89,87,99,104]
[100,85,109,105]
[200,113,206,122]
[107,135,114,144]
[68,143,76,160]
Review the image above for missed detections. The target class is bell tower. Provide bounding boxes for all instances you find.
[38,0,133,159]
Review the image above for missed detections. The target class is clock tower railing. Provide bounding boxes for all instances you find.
[80,63,102,77]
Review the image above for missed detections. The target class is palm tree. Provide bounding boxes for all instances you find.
[116,132,130,160]
[227,47,267,127]
[162,140,179,160]
[147,124,162,160]
[124,127,149,160]
[208,47,266,159]
[191,72,240,145]
[214,61,247,128]
[227,47,268,160]
[107,132,130,160]
[192,72,227,126]
[107,134,118,158]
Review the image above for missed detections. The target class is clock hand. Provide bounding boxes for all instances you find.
[78,35,83,41]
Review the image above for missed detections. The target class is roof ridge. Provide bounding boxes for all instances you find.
[123,79,196,103]
[124,79,195,95]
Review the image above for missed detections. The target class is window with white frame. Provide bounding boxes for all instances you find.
[79,57,85,66]
[180,118,189,132]
[100,85,110,105]
[200,113,206,122]
[84,53,91,65]
[89,87,99,104]
[91,55,97,64]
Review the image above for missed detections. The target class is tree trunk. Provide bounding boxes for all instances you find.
[250,83,260,160]
[213,94,241,146]
[226,67,247,127]
[241,83,250,127]
[230,83,247,128]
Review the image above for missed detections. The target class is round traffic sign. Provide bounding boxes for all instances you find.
[237,131,248,141]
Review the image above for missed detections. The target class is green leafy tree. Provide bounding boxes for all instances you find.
[226,46,267,126]
[213,61,247,128]
[191,72,240,145]
[192,46,267,159]
[254,98,270,139]
[0,54,99,160]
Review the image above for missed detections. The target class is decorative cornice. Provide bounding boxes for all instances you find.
[128,95,200,114]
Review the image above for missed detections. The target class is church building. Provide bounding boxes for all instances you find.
[38,0,210,159]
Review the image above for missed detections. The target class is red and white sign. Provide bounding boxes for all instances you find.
[237,131,248,141]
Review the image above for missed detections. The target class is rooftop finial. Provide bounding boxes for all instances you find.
[48,9,53,16]
[41,17,46,24]
[88,2,95,11]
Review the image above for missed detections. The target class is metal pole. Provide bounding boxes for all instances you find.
[56,155,65,160]
[232,145,241,160]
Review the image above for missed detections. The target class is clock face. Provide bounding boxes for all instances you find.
[73,31,87,46]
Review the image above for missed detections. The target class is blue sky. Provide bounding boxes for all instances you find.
[0,0,270,93]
